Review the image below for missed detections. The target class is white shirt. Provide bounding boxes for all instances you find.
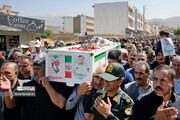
[174,77,180,96]
[31,51,46,61]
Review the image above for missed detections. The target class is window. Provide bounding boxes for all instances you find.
[6,10,9,14]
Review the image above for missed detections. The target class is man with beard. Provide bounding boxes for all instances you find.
[0,62,20,120]
[124,61,153,102]
[0,51,8,69]
[123,49,138,70]
[0,59,75,120]
[132,65,180,120]
[88,62,134,120]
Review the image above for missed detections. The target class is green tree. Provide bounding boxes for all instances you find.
[174,28,180,35]
[38,29,53,38]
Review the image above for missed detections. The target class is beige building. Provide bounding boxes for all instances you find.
[144,22,151,36]
[0,5,19,16]
[0,5,44,49]
[151,24,159,36]
[135,9,144,37]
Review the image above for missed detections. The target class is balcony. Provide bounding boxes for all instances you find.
[86,19,94,24]
[86,25,94,30]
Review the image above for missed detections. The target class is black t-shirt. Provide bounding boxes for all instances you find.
[4,80,21,120]
[17,72,32,80]
[14,80,75,120]
[132,91,180,120]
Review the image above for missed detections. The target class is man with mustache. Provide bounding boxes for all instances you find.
[0,59,75,120]
[123,49,138,70]
[132,65,180,120]
[0,62,20,120]
[87,62,134,120]
[127,51,153,81]
[124,61,153,102]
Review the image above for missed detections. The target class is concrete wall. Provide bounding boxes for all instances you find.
[73,16,81,33]
[94,2,128,35]
[64,17,73,33]
[81,16,87,35]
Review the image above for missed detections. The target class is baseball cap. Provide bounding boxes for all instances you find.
[60,40,64,44]
[96,62,124,81]
[34,40,41,47]
[33,59,45,67]
[21,44,29,49]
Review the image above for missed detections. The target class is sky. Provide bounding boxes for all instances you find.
[1,0,180,19]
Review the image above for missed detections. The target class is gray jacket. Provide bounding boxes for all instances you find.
[124,81,153,102]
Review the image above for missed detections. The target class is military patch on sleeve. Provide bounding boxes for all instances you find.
[113,96,119,102]
[125,108,133,115]
[102,93,106,98]
[126,98,131,103]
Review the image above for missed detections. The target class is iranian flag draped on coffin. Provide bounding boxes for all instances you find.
[46,37,121,86]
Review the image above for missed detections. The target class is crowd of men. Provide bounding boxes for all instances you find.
[0,30,180,120]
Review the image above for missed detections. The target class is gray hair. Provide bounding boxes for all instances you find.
[136,51,147,61]
[172,56,180,63]
[153,64,175,81]
[135,61,150,74]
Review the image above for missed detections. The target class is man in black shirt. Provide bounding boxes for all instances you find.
[0,62,20,120]
[0,59,75,120]
[132,65,180,120]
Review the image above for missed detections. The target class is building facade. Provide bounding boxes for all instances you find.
[0,5,19,16]
[93,2,145,38]
[63,15,94,35]
[151,24,159,36]
[0,5,44,49]
[144,22,151,36]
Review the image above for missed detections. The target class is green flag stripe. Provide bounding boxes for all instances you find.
[116,46,120,50]
[65,56,72,63]
[94,52,106,62]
